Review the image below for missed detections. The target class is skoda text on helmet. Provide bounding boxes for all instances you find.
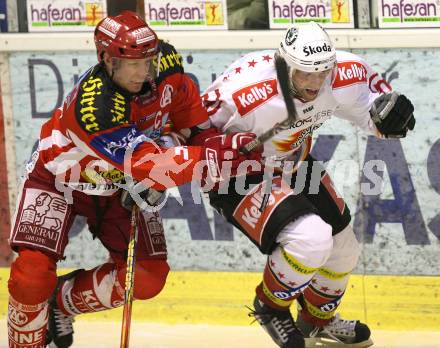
[278,21,336,73]
[94,10,158,62]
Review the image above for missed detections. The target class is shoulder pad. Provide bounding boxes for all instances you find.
[74,69,131,134]
[156,40,184,84]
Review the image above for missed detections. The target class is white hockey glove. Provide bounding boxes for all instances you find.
[120,181,165,210]
[370,92,415,138]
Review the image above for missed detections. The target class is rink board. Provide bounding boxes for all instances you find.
[0,268,439,331]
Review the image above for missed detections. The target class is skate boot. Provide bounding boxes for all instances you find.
[46,270,83,347]
[297,312,373,348]
[249,296,305,348]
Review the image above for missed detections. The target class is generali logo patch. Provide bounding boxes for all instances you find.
[333,61,367,89]
[232,79,278,117]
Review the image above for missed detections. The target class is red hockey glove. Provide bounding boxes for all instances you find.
[188,127,221,146]
[201,132,263,186]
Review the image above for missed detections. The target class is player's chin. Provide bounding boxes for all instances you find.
[128,83,144,93]
[303,88,319,101]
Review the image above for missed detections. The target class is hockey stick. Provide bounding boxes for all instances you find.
[240,55,298,154]
[120,204,139,348]
[240,56,299,211]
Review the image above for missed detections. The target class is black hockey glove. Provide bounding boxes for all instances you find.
[370,92,415,138]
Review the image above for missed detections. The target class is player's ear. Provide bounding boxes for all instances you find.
[103,52,113,68]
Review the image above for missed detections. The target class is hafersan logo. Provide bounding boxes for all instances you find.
[80,77,102,133]
[232,79,278,117]
[303,43,332,57]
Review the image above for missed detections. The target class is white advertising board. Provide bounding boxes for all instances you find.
[27,0,107,32]
[145,0,228,30]
[377,0,440,28]
[268,0,355,28]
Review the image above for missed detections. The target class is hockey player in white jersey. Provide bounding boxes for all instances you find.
[199,22,415,348]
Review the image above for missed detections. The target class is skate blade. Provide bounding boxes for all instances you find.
[305,337,374,348]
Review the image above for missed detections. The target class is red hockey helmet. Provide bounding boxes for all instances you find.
[94,11,158,62]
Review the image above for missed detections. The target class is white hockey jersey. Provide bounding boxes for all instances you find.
[202,50,391,162]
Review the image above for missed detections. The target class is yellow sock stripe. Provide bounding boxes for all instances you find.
[261,281,293,308]
[281,248,317,275]
[317,267,351,280]
[303,298,336,320]
[1,269,440,330]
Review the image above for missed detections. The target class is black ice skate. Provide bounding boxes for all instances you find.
[297,312,373,348]
[46,270,83,348]
[249,296,305,348]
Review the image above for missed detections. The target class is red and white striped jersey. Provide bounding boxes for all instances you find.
[202,50,391,161]
[28,41,208,196]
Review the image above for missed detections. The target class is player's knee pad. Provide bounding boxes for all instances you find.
[135,259,170,300]
[8,248,57,304]
[276,214,333,268]
[328,225,361,271]
[116,259,170,300]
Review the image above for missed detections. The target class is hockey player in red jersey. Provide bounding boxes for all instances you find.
[7,11,259,348]
[200,22,415,348]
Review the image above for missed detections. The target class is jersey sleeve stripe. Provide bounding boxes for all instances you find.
[39,130,72,151]
[44,147,87,175]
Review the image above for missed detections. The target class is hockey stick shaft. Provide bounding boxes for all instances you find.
[241,55,298,154]
[120,204,139,348]
[241,56,299,212]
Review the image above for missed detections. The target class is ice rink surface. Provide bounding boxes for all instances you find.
[2,320,440,348]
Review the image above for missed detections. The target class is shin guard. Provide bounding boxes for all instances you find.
[8,249,57,348]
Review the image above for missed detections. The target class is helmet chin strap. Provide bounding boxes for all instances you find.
[109,57,120,81]
[288,69,301,99]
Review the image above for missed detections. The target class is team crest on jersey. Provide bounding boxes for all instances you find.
[232,79,278,117]
[333,61,367,89]
[160,84,173,107]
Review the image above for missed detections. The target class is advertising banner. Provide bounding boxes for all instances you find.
[26,0,106,32]
[7,48,440,275]
[268,0,355,28]
[377,0,440,27]
[145,0,228,30]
